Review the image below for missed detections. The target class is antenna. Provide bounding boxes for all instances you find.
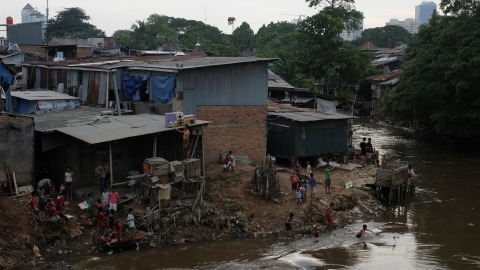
[204,5,206,23]
[46,0,49,23]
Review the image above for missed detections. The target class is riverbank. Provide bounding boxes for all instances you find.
[0,162,385,269]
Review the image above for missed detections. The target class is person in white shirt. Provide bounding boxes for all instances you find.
[64,167,74,200]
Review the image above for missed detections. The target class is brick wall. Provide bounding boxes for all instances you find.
[197,105,267,166]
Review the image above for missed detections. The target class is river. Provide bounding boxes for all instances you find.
[56,121,480,270]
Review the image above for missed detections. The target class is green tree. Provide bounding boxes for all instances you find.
[232,22,254,52]
[296,6,370,95]
[254,21,297,57]
[352,25,413,48]
[45,7,105,41]
[382,10,480,141]
[440,0,480,15]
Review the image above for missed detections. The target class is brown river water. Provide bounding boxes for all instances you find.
[39,121,480,270]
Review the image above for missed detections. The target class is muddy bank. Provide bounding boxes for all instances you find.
[0,163,384,269]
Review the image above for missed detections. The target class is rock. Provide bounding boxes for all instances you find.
[33,245,41,258]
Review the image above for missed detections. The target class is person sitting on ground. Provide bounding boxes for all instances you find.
[223,151,236,172]
[101,227,118,245]
[356,224,370,239]
[96,207,108,236]
[29,191,39,212]
[313,232,319,243]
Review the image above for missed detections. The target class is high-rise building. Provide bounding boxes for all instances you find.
[386,18,419,34]
[340,17,364,41]
[21,3,46,24]
[415,1,437,25]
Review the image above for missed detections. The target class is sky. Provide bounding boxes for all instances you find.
[1,0,439,36]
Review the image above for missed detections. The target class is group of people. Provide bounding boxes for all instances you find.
[94,186,136,244]
[29,185,69,222]
[290,160,333,205]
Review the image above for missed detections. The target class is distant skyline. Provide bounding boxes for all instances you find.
[1,0,439,36]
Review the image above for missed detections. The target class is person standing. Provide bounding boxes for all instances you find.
[325,166,333,194]
[176,124,190,160]
[127,208,136,237]
[285,213,295,238]
[101,187,110,209]
[108,186,120,213]
[290,171,298,198]
[366,138,374,153]
[356,224,369,238]
[64,167,73,200]
[294,160,301,176]
[360,138,367,161]
[325,202,336,230]
[306,161,312,177]
[95,159,109,193]
[309,173,317,198]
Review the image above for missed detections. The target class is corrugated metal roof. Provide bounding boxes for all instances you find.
[25,57,276,71]
[269,111,351,122]
[268,70,295,90]
[268,100,352,121]
[55,114,208,144]
[10,90,80,101]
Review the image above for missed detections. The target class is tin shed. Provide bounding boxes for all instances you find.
[267,102,352,158]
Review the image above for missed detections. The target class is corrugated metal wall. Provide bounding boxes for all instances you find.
[179,62,269,114]
[267,118,348,158]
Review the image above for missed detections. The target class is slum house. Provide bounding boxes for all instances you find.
[2,90,208,190]
[21,56,273,167]
[267,101,352,162]
[46,38,97,60]
[368,69,403,118]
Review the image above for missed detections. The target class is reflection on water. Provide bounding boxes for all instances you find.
[58,120,480,270]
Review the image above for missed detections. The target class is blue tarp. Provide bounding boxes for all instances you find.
[0,62,15,87]
[152,75,176,104]
[121,75,145,101]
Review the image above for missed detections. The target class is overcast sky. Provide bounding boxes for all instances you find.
[1,0,438,36]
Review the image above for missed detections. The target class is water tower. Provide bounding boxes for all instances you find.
[228,17,236,34]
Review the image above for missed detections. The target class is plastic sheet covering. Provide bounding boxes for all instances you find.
[316,98,337,113]
[152,75,176,103]
[121,75,146,101]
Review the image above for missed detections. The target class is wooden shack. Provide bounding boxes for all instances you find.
[375,165,415,204]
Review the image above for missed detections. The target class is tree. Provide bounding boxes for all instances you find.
[232,22,254,52]
[295,6,370,95]
[352,25,413,48]
[440,0,480,15]
[45,7,105,41]
[306,0,355,8]
[381,11,480,141]
[254,21,297,57]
